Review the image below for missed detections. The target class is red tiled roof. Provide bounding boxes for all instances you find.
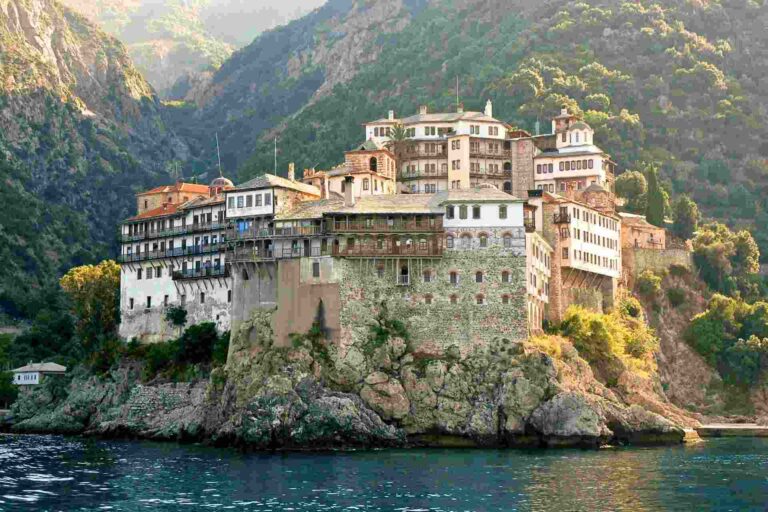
[127,203,181,221]
[137,182,211,196]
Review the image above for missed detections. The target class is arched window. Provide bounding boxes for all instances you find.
[449,271,459,286]
[423,269,432,283]
[475,271,483,283]
[476,294,485,305]
[424,294,433,305]
[446,235,454,249]
[479,234,488,248]
[370,157,378,173]
[502,270,510,283]
[503,234,512,249]
[503,181,512,193]
[503,162,512,172]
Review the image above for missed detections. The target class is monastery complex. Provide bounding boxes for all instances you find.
[118,104,683,352]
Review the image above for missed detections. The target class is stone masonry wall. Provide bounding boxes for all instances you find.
[623,248,692,288]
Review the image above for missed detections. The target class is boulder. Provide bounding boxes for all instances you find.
[360,377,410,420]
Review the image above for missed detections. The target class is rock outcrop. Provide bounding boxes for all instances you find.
[11,310,688,449]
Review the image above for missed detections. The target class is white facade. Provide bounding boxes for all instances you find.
[526,232,552,332]
[13,372,40,385]
[557,202,622,279]
[443,200,525,230]
[226,189,275,219]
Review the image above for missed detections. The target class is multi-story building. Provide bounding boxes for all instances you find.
[526,231,552,333]
[302,142,397,198]
[528,188,621,323]
[119,177,234,342]
[365,102,535,194]
[532,108,616,195]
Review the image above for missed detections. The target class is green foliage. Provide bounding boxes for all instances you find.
[637,270,662,298]
[165,305,188,328]
[644,164,666,227]
[687,294,768,386]
[559,304,658,370]
[672,195,701,241]
[176,323,220,365]
[615,171,647,214]
[666,288,686,308]
[692,223,760,297]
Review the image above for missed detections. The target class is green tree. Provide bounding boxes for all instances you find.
[385,123,412,178]
[693,223,760,295]
[615,170,647,213]
[645,164,665,227]
[59,260,121,356]
[672,194,701,240]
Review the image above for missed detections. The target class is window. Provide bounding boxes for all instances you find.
[537,164,542,174]
[363,178,370,191]
[562,248,569,259]
[476,294,485,305]
[472,206,481,219]
[450,294,458,304]
[423,270,432,283]
[137,268,143,280]
[255,194,263,207]
[370,157,378,173]
[156,267,162,278]
[502,295,510,305]
[228,290,232,303]
[129,298,134,310]
[588,159,594,169]
[425,184,436,193]
[246,195,253,207]
[376,265,385,278]
[424,294,433,305]
[146,267,153,279]
[499,205,507,219]
[446,236,454,249]
[200,292,206,304]
[227,197,234,209]
[502,271,510,283]
[503,234,512,249]
[146,296,152,309]
[459,205,468,219]
[450,271,459,285]
[265,194,272,206]
[475,271,483,283]
[164,295,169,306]
[451,140,461,150]
[479,234,488,248]
[549,164,554,173]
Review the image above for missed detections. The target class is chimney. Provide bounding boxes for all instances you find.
[288,162,295,182]
[419,105,428,115]
[457,103,464,114]
[485,99,493,117]
[344,176,355,207]
[388,110,395,121]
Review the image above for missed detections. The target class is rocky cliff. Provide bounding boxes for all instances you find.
[11,308,690,449]
[0,0,184,319]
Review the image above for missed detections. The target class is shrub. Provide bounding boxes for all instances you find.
[176,323,219,364]
[668,264,689,277]
[165,306,187,328]
[637,270,662,297]
[143,340,177,380]
[619,297,644,319]
[667,287,686,307]
[213,331,230,367]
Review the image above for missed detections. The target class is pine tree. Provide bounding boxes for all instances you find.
[645,164,665,227]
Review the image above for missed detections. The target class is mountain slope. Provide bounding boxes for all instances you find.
[0,0,184,320]
[57,0,324,96]
[192,0,768,259]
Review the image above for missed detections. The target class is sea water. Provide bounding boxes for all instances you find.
[0,434,766,511]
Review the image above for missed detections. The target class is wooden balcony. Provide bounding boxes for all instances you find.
[553,213,572,224]
[524,218,536,233]
[469,149,511,159]
[120,222,227,242]
[172,267,230,281]
[227,225,323,241]
[332,238,443,259]
[119,243,227,263]
[328,217,443,234]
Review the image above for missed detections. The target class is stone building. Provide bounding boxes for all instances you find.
[119,178,234,343]
[302,142,397,198]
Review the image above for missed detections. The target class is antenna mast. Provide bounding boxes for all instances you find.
[215,133,222,177]
[274,137,278,175]
[456,76,459,109]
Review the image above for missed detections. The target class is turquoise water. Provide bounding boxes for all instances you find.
[0,435,767,511]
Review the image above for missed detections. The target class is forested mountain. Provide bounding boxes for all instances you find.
[173,0,768,259]
[0,0,184,320]
[58,0,324,95]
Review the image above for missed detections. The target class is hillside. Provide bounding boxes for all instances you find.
[0,0,185,320]
[173,0,768,259]
[57,0,324,96]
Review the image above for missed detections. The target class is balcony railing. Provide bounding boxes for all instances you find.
[227,225,324,241]
[469,149,511,159]
[328,218,443,233]
[553,213,572,224]
[397,275,410,286]
[120,222,227,242]
[524,218,536,233]
[332,243,443,259]
[230,247,275,263]
[172,267,230,281]
[120,243,227,263]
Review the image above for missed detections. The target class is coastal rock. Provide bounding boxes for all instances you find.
[360,377,410,421]
[528,392,612,446]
